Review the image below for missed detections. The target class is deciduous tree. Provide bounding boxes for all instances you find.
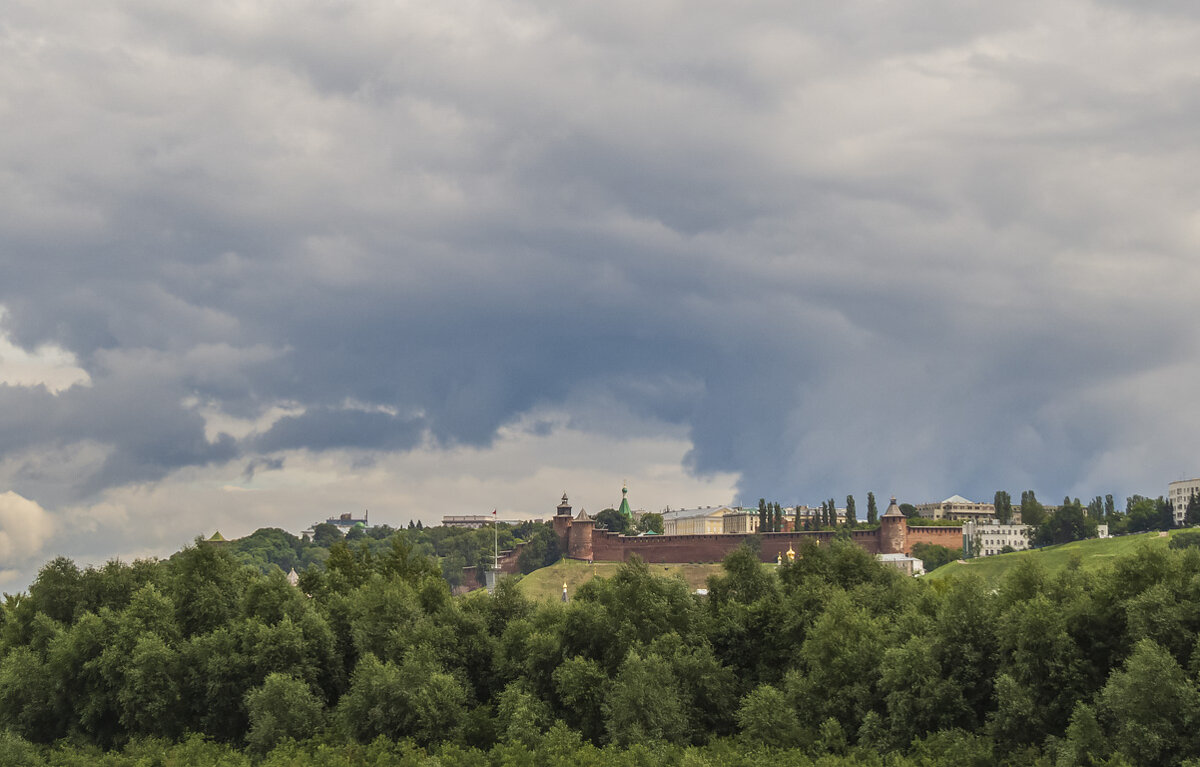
[736,684,801,747]
[1019,491,1045,527]
[994,491,1012,524]
[1100,639,1200,766]
[244,673,324,754]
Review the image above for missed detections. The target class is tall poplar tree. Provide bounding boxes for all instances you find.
[758,499,767,533]
[845,495,857,528]
[994,491,1012,524]
[773,503,782,533]
[1020,490,1046,526]
[867,492,878,525]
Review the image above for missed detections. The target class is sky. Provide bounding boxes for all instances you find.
[2,0,1200,589]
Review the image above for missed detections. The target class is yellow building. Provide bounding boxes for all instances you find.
[663,506,733,535]
[722,509,760,534]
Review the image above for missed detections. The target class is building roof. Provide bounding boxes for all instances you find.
[883,498,905,518]
[877,553,920,562]
[207,531,227,542]
[574,507,592,522]
[663,505,733,520]
[942,494,974,504]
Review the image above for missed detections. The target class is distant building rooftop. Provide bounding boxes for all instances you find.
[663,506,733,520]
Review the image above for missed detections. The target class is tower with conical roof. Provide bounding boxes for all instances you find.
[880,497,907,554]
[617,482,633,525]
[568,507,595,561]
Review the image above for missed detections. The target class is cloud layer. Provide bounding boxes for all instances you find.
[2,0,1200,579]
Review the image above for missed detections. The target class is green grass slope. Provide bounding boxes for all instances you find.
[926,529,1184,585]
[514,559,727,601]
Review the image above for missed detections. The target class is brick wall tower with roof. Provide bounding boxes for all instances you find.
[553,493,573,553]
[567,506,595,561]
[880,496,907,554]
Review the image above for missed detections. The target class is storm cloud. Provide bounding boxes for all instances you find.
[2,0,1200,575]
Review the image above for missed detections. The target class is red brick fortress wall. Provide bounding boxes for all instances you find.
[906,525,965,550]
[589,527,887,564]
[583,524,954,564]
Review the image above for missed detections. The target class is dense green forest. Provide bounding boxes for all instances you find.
[223,519,560,586]
[5,534,1200,765]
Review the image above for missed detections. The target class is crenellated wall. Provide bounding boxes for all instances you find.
[457,519,964,591]
[906,525,966,550]
[588,527,893,564]
[552,506,961,565]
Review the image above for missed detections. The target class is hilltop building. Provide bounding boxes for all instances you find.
[302,511,368,539]
[963,519,1031,557]
[915,495,996,522]
[1169,478,1200,525]
[663,506,734,535]
[442,515,495,528]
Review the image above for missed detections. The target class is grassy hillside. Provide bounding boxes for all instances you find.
[514,558,727,601]
[926,529,1181,585]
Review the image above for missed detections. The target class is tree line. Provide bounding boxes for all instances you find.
[223,519,561,589]
[756,492,883,533]
[5,531,1200,765]
[991,489,1200,548]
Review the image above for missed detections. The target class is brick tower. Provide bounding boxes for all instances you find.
[552,493,573,554]
[879,497,907,554]
[568,507,595,561]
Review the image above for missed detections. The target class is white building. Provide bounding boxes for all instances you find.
[877,552,925,576]
[722,509,761,534]
[963,519,1032,557]
[663,506,733,535]
[916,495,996,522]
[1169,478,1200,526]
[302,511,369,539]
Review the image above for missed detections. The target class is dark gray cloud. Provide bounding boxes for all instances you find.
[2,0,1200,535]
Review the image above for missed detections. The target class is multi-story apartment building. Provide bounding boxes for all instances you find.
[963,519,1032,557]
[916,495,996,522]
[1169,478,1200,525]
